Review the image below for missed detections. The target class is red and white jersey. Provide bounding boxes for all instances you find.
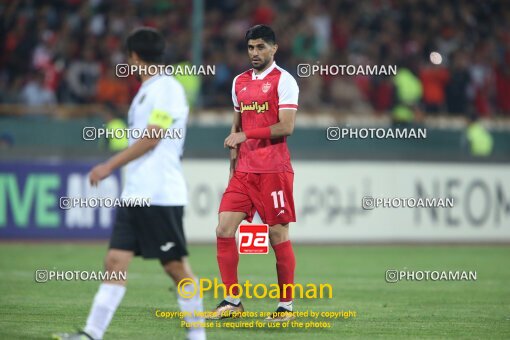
[232,61,299,173]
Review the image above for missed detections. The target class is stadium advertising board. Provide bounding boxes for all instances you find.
[0,162,120,238]
[184,161,510,242]
[1,160,509,241]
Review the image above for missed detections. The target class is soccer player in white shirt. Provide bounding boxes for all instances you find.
[53,28,205,340]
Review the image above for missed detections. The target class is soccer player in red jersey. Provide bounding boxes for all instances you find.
[209,25,299,322]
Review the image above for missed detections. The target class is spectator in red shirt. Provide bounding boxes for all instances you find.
[420,62,450,113]
[495,51,510,115]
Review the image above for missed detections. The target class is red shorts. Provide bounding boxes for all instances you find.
[219,171,296,225]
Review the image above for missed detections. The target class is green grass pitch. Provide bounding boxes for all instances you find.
[0,244,509,339]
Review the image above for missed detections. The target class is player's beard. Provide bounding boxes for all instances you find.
[252,58,270,71]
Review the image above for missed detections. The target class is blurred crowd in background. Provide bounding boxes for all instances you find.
[1,0,510,120]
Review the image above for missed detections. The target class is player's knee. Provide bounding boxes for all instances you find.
[217,212,244,237]
[269,226,289,245]
[216,223,236,238]
[104,252,130,272]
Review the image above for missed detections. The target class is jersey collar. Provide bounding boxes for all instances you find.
[251,61,276,80]
[141,74,163,89]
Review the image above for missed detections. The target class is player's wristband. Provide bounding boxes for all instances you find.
[244,127,271,139]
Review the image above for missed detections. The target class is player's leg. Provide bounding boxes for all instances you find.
[82,249,133,339]
[216,211,246,296]
[267,223,296,321]
[253,172,297,321]
[82,206,137,339]
[149,205,206,340]
[53,207,136,340]
[207,211,246,319]
[161,256,195,283]
[208,172,254,319]
[161,258,205,340]
[53,249,133,340]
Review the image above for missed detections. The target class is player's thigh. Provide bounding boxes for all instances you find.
[218,172,253,236]
[268,223,290,246]
[217,211,246,237]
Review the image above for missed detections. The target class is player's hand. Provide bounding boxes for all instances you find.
[224,132,247,149]
[89,163,113,187]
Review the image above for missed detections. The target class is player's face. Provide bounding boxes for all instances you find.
[247,38,277,70]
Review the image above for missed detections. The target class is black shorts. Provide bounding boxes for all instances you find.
[109,206,188,262]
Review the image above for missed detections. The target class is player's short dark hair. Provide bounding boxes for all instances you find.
[126,27,165,63]
[245,25,276,45]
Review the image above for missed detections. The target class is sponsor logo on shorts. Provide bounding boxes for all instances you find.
[160,242,176,252]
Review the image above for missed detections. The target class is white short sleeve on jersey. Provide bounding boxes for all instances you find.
[232,74,241,112]
[277,69,299,109]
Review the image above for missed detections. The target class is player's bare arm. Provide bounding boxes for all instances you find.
[89,124,163,186]
[226,111,241,179]
[270,108,296,136]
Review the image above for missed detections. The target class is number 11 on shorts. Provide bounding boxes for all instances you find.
[271,190,285,208]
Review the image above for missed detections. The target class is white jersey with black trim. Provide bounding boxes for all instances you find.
[121,75,188,206]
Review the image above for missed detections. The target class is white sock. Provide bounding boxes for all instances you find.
[178,279,206,340]
[278,301,293,311]
[84,283,126,339]
[225,296,241,305]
